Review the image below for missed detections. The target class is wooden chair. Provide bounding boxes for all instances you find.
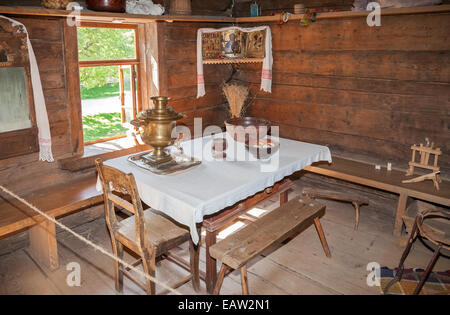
[95,159,199,295]
[302,187,368,230]
[210,197,331,295]
[384,208,449,295]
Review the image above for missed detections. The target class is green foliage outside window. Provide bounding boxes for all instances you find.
[77,27,136,90]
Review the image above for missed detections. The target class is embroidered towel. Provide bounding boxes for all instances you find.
[0,16,54,162]
[196,26,272,98]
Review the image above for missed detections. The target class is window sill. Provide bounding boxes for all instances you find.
[59,136,150,172]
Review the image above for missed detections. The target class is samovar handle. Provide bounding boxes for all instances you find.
[130,118,145,128]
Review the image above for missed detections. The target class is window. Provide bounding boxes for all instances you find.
[77,23,141,145]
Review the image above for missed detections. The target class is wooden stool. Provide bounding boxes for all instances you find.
[302,187,369,230]
[209,197,331,295]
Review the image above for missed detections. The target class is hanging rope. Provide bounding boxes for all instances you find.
[0,185,182,295]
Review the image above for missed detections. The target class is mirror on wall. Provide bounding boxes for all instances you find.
[0,67,32,133]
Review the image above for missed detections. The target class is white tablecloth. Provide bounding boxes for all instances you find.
[100,134,332,244]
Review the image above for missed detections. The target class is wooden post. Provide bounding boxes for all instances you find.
[394,193,408,236]
[28,219,59,270]
[131,65,137,119]
[119,66,125,123]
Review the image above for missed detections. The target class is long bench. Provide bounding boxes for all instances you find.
[304,157,450,236]
[210,196,331,295]
[0,175,103,269]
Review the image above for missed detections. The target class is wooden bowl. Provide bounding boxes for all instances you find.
[86,0,126,12]
[225,117,271,143]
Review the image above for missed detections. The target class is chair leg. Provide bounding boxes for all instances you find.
[240,265,249,295]
[142,249,156,295]
[313,217,331,258]
[383,220,419,294]
[189,239,201,292]
[413,243,442,295]
[214,263,229,295]
[111,239,124,293]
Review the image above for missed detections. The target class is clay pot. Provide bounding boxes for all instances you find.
[86,0,126,13]
[225,117,271,144]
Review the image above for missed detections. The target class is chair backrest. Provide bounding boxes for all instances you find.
[416,209,450,249]
[95,159,147,250]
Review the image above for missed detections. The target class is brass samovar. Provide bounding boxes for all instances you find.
[131,96,184,166]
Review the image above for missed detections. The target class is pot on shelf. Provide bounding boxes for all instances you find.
[131,96,185,165]
[86,0,126,12]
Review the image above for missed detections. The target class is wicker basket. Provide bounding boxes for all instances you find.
[41,0,71,9]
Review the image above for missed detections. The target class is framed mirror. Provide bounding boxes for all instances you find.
[0,67,33,133]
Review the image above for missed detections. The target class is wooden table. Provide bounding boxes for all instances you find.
[103,135,331,294]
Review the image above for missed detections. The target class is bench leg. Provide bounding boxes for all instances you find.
[28,219,59,270]
[394,193,408,237]
[214,263,229,295]
[352,202,360,230]
[240,265,249,295]
[313,217,331,258]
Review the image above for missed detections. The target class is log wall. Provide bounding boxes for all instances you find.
[236,12,450,175]
[157,21,231,132]
[0,16,90,194]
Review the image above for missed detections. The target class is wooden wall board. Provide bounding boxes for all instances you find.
[237,12,450,177]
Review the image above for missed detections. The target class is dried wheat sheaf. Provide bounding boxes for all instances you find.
[222,83,249,118]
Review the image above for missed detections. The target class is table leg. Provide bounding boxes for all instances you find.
[189,238,201,292]
[280,190,288,205]
[394,193,408,236]
[205,229,217,294]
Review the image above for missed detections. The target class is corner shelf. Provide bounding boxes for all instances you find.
[203,58,263,65]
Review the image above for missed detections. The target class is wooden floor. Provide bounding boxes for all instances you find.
[0,176,449,295]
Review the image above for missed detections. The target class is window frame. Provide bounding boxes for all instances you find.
[77,22,142,145]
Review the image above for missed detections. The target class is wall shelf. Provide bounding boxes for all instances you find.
[203,58,263,65]
[1,5,449,24]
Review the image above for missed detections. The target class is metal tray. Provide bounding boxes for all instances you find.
[128,151,201,175]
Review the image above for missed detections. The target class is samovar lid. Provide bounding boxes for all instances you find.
[138,96,184,121]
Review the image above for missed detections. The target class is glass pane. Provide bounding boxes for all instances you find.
[0,67,31,133]
[77,27,136,61]
[80,65,132,142]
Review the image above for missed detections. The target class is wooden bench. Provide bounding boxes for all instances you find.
[0,175,103,269]
[304,157,450,236]
[209,196,331,295]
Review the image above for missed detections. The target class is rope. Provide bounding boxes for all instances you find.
[0,185,182,295]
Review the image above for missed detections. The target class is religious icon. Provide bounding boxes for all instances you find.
[221,30,245,58]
